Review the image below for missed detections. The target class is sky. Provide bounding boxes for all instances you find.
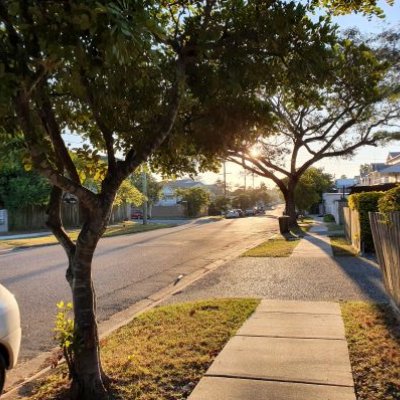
[197,1,400,189]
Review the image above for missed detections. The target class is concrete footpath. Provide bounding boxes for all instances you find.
[189,299,356,400]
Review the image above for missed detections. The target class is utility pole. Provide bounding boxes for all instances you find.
[223,161,227,197]
[142,167,148,225]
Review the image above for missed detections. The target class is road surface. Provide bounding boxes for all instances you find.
[0,212,280,361]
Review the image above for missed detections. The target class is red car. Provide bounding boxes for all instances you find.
[131,210,143,219]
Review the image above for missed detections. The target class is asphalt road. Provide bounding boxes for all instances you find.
[0,212,280,361]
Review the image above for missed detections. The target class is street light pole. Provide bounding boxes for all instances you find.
[223,161,227,197]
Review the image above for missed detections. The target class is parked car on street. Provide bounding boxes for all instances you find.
[131,209,143,219]
[245,208,256,216]
[225,210,240,219]
[236,209,245,217]
[0,284,21,395]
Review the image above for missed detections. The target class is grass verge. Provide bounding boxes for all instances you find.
[242,236,300,257]
[242,220,313,257]
[26,299,259,400]
[330,236,357,256]
[341,302,400,400]
[326,222,345,235]
[0,221,175,249]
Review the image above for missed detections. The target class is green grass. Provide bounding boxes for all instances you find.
[330,236,357,256]
[341,302,400,400]
[242,237,300,257]
[0,221,175,249]
[26,299,259,400]
[326,222,345,235]
[242,220,313,257]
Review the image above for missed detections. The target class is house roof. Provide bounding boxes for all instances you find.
[162,179,206,189]
[380,165,400,174]
[335,178,356,188]
[370,163,387,172]
[387,152,400,165]
[350,183,397,194]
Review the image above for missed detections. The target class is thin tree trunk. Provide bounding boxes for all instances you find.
[70,218,108,400]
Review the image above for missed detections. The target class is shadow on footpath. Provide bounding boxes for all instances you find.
[305,232,389,303]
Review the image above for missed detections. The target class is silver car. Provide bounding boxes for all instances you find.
[0,284,21,395]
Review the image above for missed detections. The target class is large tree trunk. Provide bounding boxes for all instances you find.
[69,217,108,400]
[284,181,298,228]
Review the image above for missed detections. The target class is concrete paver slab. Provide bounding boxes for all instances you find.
[257,299,341,315]
[237,312,345,339]
[206,336,354,387]
[189,377,356,400]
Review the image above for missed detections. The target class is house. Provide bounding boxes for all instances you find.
[152,179,216,218]
[321,178,357,224]
[359,152,400,186]
[156,179,210,206]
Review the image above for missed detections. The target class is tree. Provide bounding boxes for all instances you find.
[0,1,231,398]
[292,168,334,213]
[0,164,51,210]
[130,170,162,217]
[175,187,210,217]
[313,0,395,17]
[226,37,400,226]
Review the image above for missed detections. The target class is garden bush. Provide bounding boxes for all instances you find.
[348,191,384,252]
[323,214,335,222]
[378,185,400,213]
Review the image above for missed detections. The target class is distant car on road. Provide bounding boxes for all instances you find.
[131,209,143,219]
[236,209,245,217]
[245,209,256,216]
[225,209,240,219]
[0,285,21,395]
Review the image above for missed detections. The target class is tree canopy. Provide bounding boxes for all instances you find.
[225,34,400,225]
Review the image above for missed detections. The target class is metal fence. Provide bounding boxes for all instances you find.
[369,212,400,308]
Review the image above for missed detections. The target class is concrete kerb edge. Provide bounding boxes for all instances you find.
[2,234,271,399]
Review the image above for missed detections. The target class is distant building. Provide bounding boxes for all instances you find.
[359,152,400,186]
[155,179,216,206]
[152,179,216,218]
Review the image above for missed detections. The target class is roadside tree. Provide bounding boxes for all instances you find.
[226,38,400,226]
[292,168,334,214]
[175,187,210,218]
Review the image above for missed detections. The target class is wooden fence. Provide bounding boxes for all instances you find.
[8,203,130,231]
[343,207,361,253]
[369,212,400,309]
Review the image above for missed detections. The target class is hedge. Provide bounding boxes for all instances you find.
[323,214,335,222]
[378,185,400,213]
[348,191,384,252]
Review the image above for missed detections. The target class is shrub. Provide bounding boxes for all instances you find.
[378,185,400,213]
[348,191,384,252]
[323,214,335,222]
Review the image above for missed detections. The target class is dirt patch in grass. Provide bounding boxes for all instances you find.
[26,299,259,400]
[341,302,400,400]
[330,236,358,256]
[0,222,175,249]
[242,236,300,257]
